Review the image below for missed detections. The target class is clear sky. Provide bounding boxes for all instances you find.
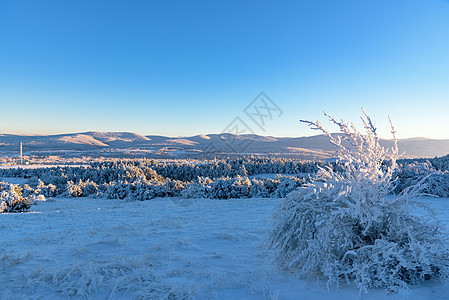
[1,0,448,139]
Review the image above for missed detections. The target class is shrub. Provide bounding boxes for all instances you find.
[66,180,99,197]
[0,182,32,213]
[395,162,449,197]
[269,110,449,293]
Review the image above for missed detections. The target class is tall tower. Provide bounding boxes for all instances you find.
[20,142,23,165]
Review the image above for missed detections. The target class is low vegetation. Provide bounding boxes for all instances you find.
[0,182,33,213]
[0,146,448,212]
[269,111,449,293]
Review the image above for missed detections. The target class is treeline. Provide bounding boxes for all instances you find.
[1,155,449,210]
[0,157,312,203]
[398,154,449,172]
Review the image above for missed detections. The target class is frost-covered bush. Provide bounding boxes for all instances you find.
[395,162,449,198]
[186,175,302,199]
[431,154,449,171]
[39,182,58,198]
[163,179,186,197]
[66,180,99,197]
[269,111,449,293]
[423,172,449,197]
[180,177,212,198]
[178,175,304,199]
[101,177,184,201]
[103,180,130,200]
[19,179,57,199]
[271,175,304,198]
[0,182,32,213]
[80,180,99,196]
[29,194,47,203]
[399,154,449,173]
[66,181,83,197]
[206,176,253,199]
[21,184,35,198]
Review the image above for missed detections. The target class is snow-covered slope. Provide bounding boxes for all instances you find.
[84,131,151,143]
[58,134,109,147]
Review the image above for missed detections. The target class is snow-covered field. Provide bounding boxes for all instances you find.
[1,197,448,299]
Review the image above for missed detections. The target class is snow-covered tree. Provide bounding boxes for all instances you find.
[269,110,449,293]
[0,182,32,213]
[66,180,99,197]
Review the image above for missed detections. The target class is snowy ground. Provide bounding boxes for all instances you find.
[0,177,29,185]
[1,196,448,299]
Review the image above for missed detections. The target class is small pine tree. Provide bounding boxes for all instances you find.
[0,182,32,213]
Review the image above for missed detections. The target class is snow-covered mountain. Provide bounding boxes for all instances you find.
[0,132,448,159]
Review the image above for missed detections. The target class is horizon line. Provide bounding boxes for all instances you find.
[0,131,445,141]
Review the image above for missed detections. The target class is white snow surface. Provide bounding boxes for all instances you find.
[0,177,29,185]
[1,197,448,299]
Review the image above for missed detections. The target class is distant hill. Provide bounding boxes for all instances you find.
[0,132,448,160]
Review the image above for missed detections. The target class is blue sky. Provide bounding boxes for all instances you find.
[1,0,448,139]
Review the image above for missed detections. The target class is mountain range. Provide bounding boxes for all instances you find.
[0,132,448,160]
